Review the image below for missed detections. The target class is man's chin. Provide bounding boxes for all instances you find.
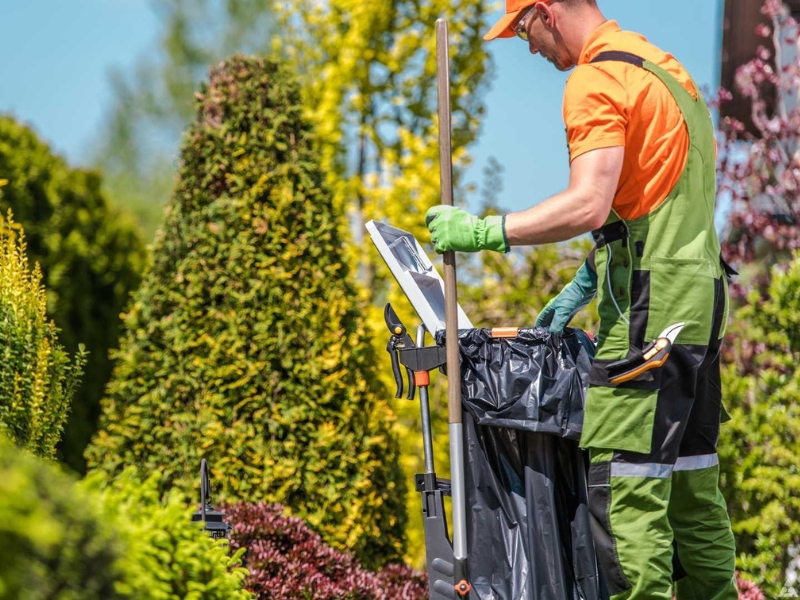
[552,56,576,72]
[541,53,574,72]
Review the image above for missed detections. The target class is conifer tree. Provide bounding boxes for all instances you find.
[86,55,407,567]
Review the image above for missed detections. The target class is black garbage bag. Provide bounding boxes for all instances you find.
[458,327,595,441]
[445,327,607,600]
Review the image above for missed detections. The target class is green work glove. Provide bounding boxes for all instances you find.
[425,206,508,254]
[536,260,598,333]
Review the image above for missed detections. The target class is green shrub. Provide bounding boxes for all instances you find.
[718,254,800,594]
[0,210,86,457]
[0,440,125,599]
[0,117,146,471]
[86,54,407,568]
[0,439,251,599]
[83,470,252,600]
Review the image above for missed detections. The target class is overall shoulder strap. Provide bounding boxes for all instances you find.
[590,50,645,68]
[589,51,702,118]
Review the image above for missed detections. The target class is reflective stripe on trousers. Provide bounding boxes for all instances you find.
[609,454,720,479]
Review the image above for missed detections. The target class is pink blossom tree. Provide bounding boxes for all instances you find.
[714,4,800,597]
[717,0,800,296]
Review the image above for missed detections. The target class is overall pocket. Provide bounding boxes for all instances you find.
[645,256,715,345]
[580,384,658,454]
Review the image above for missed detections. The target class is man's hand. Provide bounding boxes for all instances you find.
[425,206,508,254]
[536,258,598,333]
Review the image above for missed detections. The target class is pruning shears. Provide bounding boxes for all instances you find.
[385,304,417,400]
[384,303,447,400]
[608,322,685,385]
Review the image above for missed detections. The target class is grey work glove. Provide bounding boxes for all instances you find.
[536,258,598,333]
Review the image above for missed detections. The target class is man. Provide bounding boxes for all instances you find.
[425,1,738,598]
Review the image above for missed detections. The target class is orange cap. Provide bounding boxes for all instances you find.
[483,0,541,41]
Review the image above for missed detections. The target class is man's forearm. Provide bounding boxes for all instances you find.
[504,186,609,246]
[504,146,623,247]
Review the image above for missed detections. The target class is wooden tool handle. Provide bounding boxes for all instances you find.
[436,19,462,426]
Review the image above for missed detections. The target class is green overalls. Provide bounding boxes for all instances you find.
[577,52,739,599]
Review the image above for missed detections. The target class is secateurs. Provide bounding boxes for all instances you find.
[385,304,447,400]
[607,322,685,385]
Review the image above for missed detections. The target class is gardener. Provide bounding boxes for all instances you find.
[425,1,738,598]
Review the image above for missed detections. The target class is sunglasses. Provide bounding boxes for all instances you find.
[514,5,538,41]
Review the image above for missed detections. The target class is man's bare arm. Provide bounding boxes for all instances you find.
[504,146,625,246]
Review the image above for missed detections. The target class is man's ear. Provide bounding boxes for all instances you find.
[535,2,554,27]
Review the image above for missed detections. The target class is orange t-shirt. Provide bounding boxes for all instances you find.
[563,20,700,221]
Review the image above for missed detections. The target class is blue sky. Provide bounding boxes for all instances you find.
[0,0,722,213]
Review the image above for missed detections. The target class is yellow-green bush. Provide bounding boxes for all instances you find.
[0,439,251,599]
[84,470,252,600]
[0,117,145,471]
[86,54,407,568]
[0,440,125,599]
[0,210,86,457]
[718,254,800,594]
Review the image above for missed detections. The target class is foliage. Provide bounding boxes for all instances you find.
[93,2,493,563]
[273,0,493,279]
[226,502,426,599]
[93,0,274,237]
[717,255,800,595]
[0,438,251,600]
[0,440,125,599]
[713,4,800,590]
[84,470,252,600]
[736,574,767,600]
[282,0,494,563]
[717,0,800,294]
[86,55,407,568]
[0,209,86,458]
[459,241,598,331]
[94,0,493,256]
[0,116,145,470]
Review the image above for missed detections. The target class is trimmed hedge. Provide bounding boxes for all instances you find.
[0,209,86,457]
[86,54,407,568]
[0,116,145,471]
[227,502,426,599]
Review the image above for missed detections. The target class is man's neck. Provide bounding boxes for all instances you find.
[562,7,608,65]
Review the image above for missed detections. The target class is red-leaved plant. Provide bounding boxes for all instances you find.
[717,0,800,296]
[736,574,767,600]
[226,502,426,599]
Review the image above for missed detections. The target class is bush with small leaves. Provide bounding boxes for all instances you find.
[84,470,252,599]
[0,440,251,599]
[86,54,407,568]
[0,210,86,457]
[718,254,800,594]
[0,117,145,471]
[226,502,426,599]
[0,440,125,599]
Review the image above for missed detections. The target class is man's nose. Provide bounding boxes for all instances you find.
[528,40,539,55]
